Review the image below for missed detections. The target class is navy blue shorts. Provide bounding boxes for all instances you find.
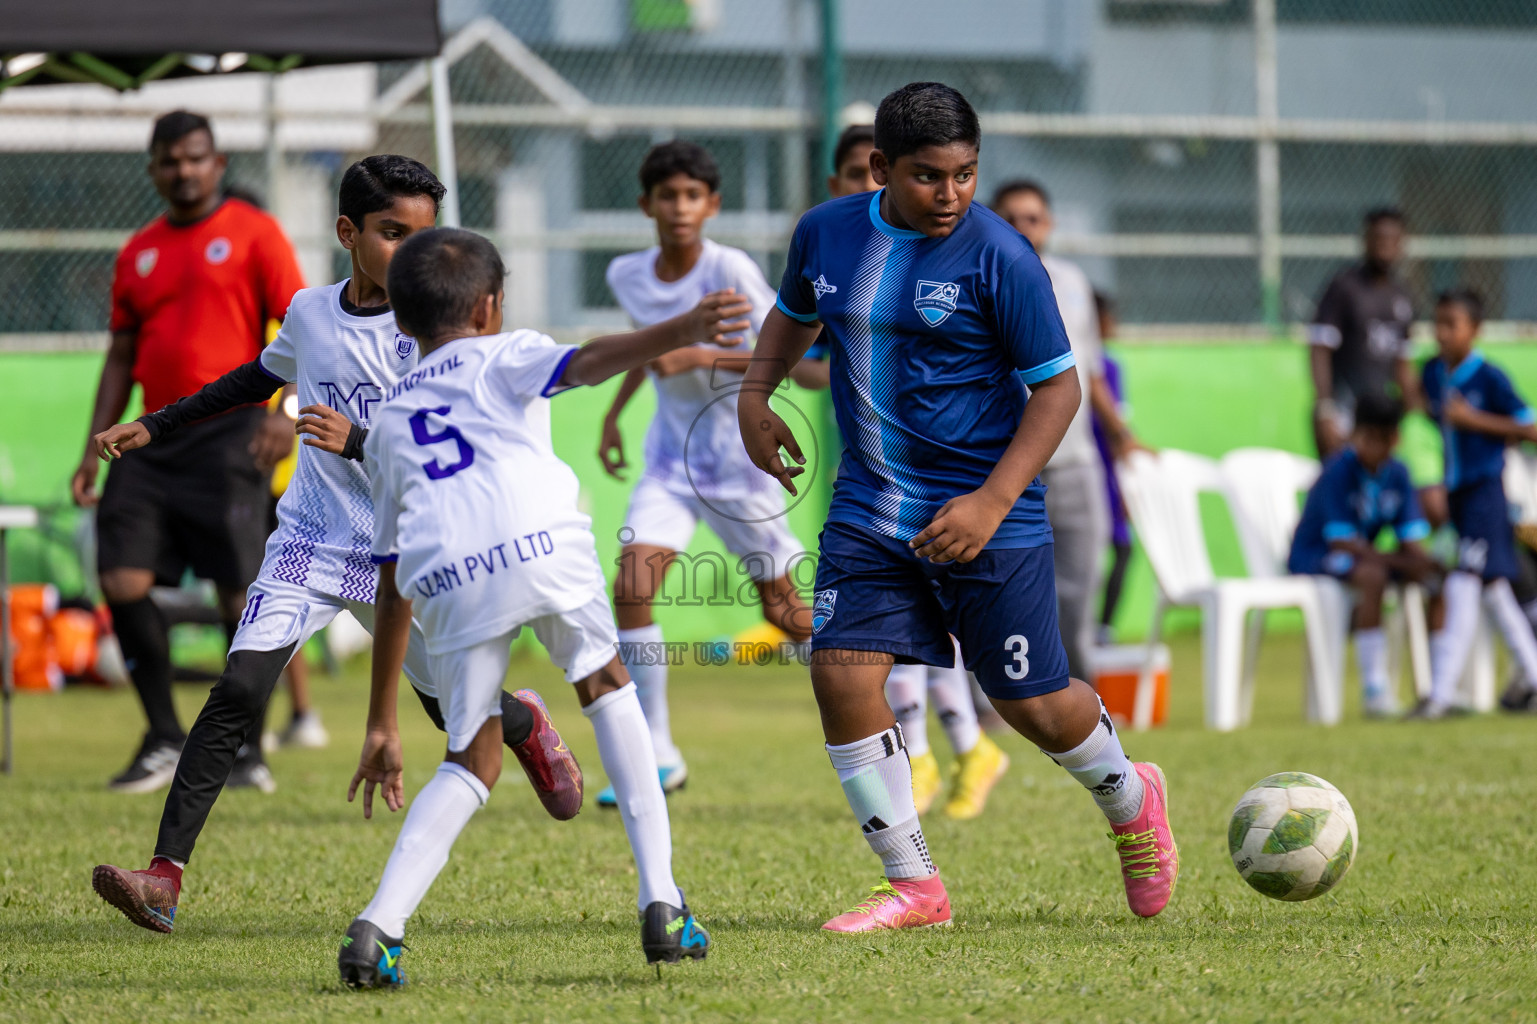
[1450,475,1520,582]
[810,521,1071,700]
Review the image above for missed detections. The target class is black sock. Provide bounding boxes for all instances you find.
[109,597,182,744]
[412,687,533,747]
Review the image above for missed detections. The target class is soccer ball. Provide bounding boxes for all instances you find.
[1228,772,1358,902]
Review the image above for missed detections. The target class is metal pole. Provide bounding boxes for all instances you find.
[429,57,462,227]
[264,72,283,211]
[1254,0,1282,332]
[818,0,842,201]
[2,527,12,775]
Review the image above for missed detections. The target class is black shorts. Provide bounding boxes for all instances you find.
[97,407,271,590]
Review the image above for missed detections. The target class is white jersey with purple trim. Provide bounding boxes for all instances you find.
[255,281,420,603]
[367,329,608,655]
[606,239,777,500]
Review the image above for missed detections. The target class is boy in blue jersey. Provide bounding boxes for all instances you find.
[1416,289,1537,718]
[737,82,1178,929]
[1287,395,1436,716]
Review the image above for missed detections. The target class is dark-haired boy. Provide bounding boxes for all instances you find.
[740,81,1178,930]
[1416,289,1537,718]
[594,140,811,806]
[89,156,582,935]
[1288,396,1436,716]
[71,109,306,793]
[340,228,747,986]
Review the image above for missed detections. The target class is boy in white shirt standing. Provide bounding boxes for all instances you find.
[341,227,751,987]
[596,141,812,804]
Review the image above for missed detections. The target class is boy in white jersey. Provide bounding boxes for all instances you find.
[89,157,582,936]
[596,141,812,803]
[341,228,750,986]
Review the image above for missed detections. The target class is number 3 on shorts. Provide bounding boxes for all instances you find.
[1004,634,1030,680]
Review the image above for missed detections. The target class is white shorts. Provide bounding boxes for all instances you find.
[622,474,804,582]
[430,593,619,750]
[229,576,439,698]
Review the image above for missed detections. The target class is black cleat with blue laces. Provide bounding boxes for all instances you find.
[641,891,710,964]
[338,918,406,990]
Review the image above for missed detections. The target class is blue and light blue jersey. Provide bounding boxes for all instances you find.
[1422,351,1534,491]
[777,190,1074,548]
[1287,447,1429,574]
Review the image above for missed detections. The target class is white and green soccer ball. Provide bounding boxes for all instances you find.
[1228,772,1358,902]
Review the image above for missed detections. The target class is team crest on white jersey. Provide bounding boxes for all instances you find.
[395,333,416,358]
[812,274,838,299]
[135,248,158,278]
[914,280,961,326]
[205,237,232,265]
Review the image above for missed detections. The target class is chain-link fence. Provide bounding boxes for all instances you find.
[5,0,1537,340]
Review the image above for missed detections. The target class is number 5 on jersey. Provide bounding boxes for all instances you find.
[410,406,475,480]
[1004,634,1030,680]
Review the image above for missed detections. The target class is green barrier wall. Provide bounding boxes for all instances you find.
[5,343,1535,640]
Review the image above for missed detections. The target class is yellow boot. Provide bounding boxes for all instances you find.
[910,750,942,816]
[943,733,1010,820]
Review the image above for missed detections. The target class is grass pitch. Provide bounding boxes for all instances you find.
[2,633,1535,1023]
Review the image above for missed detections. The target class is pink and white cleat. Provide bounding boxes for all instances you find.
[821,875,952,933]
[1109,762,1178,918]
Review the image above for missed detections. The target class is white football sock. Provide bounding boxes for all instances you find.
[1430,571,1483,706]
[1484,578,1537,685]
[1043,699,1145,824]
[884,664,930,757]
[617,625,680,767]
[928,662,981,756]
[360,761,488,937]
[584,684,682,910]
[826,726,935,880]
[1353,627,1389,698]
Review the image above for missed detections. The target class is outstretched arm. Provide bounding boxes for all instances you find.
[910,367,1081,564]
[1446,396,1537,443]
[559,288,751,388]
[93,358,284,462]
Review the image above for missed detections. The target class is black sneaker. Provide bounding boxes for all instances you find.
[108,735,182,794]
[227,745,276,794]
[338,918,406,989]
[641,890,710,964]
[1499,676,1537,713]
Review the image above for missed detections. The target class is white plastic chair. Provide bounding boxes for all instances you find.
[1116,449,1343,731]
[1219,447,1432,704]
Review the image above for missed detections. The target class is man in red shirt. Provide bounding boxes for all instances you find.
[70,111,305,794]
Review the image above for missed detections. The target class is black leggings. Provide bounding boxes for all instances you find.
[154,644,535,863]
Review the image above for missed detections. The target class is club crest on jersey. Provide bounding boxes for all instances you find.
[205,237,232,265]
[135,248,158,278]
[812,274,838,299]
[914,280,961,326]
[812,589,837,633]
[395,333,416,358]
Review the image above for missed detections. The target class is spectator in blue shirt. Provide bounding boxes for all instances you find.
[1415,289,1537,718]
[1289,395,1436,715]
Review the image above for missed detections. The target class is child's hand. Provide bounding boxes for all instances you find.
[94,422,151,462]
[738,391,806,495]
[909,488,1013,563]
[690,288,753,347]
[1445,393,1478,429]
[296,404,353,455]
[599,417,628,479]
[348,728,404,819]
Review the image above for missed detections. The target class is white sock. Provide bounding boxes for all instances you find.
[1484,578,1537,685]
[360,761,488,937]
[1043,699,1145,824]
[1353,627,1389,699]
[826,726,935,880]
[928,663,981,756]
[617,625,680,767]
[884,664,930,757]
[1430,571,1483,706]
[584,684,682,909]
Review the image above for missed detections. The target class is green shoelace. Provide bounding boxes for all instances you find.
[847,881,901,916]
[1111,828,1161,879]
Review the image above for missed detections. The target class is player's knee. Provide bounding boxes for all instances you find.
[100,569,154,605]
[214,650,283,718]
[1352,558,1389,594]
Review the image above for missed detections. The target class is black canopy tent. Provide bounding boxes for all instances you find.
[0,0,448,775]
[0,0,441,90]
